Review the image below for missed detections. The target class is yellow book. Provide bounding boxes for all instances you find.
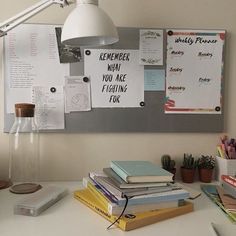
[74,188,194,231]
[83,177,117,208]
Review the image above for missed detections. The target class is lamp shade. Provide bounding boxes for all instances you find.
[61,1,119,46]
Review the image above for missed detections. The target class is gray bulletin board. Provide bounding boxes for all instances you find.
[4,27,225,133]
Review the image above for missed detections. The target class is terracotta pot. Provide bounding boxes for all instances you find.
[181,167,195,183]
[199,168,213,183]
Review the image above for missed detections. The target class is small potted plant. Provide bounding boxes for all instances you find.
[161,154,176,181]
[181,154,199,183]
[198,155,216,183]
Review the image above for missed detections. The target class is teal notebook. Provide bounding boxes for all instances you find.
[110,161,173,183]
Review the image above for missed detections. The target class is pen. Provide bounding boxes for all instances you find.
[210,222,221,236]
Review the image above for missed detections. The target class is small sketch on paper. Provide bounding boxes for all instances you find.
[64,76,91,113]
[71,94,89,109]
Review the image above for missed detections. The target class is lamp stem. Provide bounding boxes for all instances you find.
[0,0,70,37]
[77,0,98,6]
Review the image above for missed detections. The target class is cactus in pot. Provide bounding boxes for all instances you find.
[198,155,215,183]
[182,154,199,169]
[161,154,176,180]
[181,153,198,183]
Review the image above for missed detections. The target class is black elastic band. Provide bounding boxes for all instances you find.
[107,195,129,230]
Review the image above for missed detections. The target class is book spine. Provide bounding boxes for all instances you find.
[83,178,114,208]
[82,178,126,215]
[74,189,194,231]
[127,191,189,206]
[74,191,127,231]
[110,161,129,183]
[87,176,118,203]
[221,175,236,188]
[108,200,180,216]
[103,168,125,186]
[94,176,123,198]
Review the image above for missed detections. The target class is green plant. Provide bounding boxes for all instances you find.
[182,153,198,169]
[198,155,215,169]
[161,154,176,170]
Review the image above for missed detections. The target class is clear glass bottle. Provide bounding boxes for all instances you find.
[9,103,41,193]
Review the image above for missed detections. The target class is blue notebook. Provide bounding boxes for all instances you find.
[110,160,173,183]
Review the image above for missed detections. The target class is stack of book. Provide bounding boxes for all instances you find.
[74,160,194,231]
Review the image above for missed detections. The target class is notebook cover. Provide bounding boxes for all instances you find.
[110,160,173,183]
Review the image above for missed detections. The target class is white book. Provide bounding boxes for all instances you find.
[108,199,183,215]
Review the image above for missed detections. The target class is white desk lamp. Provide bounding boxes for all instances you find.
[0,0,119,46]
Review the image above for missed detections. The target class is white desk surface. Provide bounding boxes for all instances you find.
[0,182,235,236]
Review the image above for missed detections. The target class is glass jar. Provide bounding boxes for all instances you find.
[9,103,41,194]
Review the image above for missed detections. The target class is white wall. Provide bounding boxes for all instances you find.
[0,0,235,181]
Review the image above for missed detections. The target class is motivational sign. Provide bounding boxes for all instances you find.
[165,29,225,114]
[84,49,144,108]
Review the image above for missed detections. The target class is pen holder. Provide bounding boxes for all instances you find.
[215,156,236,181]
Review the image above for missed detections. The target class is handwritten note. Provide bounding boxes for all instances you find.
[32,86,65,130]
[165,29,225,114]
[84,49,144,108]
[4,24,69,113]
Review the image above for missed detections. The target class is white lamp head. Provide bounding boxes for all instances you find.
[61,0,119,46]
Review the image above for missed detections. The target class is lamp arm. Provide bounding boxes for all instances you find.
[0,0,73,37]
